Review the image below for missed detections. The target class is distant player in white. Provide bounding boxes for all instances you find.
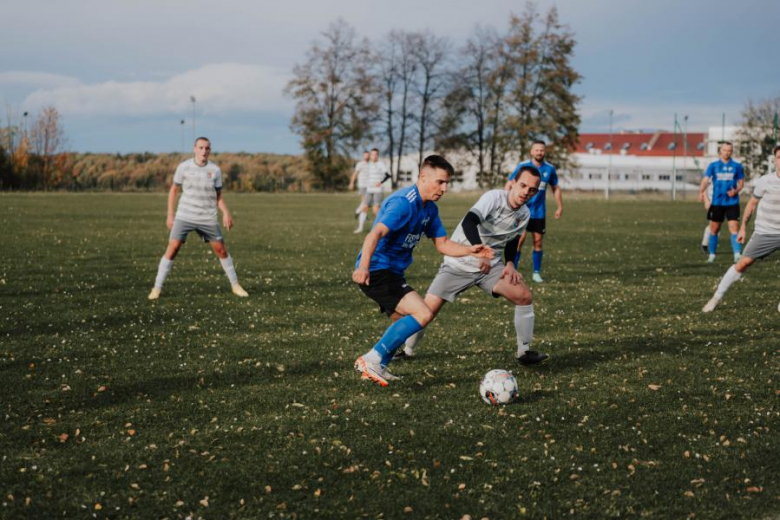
[354,148,392,233]
[703,145,780,312]
[399,165,550,365]
[348,150,371,230]
[700,183,714,255]
[148,137,248,300]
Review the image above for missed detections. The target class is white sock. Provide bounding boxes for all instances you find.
[702,226,711,246]
[514,304,534,357]
[357,212,367,231]
[220,255,239,286]
[715,265,741,298]
[404,328,426,354]
[355,202,363,214]
[154,257,173,289]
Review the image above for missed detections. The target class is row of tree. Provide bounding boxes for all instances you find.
[0,106,66,190]
[285,3,582,189]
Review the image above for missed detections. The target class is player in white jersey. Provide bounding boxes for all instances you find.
[348,150,371,227]
[398,165,550,365]
[354,148,392,233]
[148,137,248,300]
[703,145,780,312]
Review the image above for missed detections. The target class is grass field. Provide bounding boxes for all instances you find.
[1,192,778,519]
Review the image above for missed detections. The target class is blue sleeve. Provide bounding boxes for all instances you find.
[425,215,447,239]
[736,164,745,180]
[704,163,714,178]
[508,163,522,181]
[549,166,559,187]
[377,197,410,232]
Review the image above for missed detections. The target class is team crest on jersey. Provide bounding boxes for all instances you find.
[208,172,213,179]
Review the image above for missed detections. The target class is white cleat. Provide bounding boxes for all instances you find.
[707,254,716,263]
[354,356,391,386]
[147,287,161,300]
[733,253,741,263]
[231,284,249,297]
[353,227,363,234]
[532,272,544,283]
[702,295,722,313]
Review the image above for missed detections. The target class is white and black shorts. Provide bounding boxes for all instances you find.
[743,233,780,261]
[170,220,223,243]
[427,263,506,303]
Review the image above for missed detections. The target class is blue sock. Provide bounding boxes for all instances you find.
[532,250,543,273]
[730,233,741,254]
[513,250,520,269]
[708,235,718,255]
[372,315,423,366]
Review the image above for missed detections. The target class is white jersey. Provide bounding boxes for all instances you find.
[444,189,530,273]
[752,173,780,235]
[173,158,223,224]
[367,160,390,193]
[355,160,370,189]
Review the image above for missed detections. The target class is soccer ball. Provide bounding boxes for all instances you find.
[479,369,519,405]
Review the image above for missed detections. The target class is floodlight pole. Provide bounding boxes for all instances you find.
[672,113,678,201]
[180,119,185,154]
[683,115,688,199]
[190,95,197,143]
[606,109,613,200]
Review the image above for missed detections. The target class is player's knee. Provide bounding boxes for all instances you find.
[512,289,532,306]
[735,257,753,273]
[414,307,435,327]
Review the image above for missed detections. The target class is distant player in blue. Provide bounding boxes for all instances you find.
[698,142,745,263]
[505,141,563,283]
[352,155,494,386]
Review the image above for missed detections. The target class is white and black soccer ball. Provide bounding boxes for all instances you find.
[479,369,519,405]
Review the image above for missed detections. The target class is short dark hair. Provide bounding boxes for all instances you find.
[194,136,210,145]
[773,145,780,156]
[370,147,380,153]
[531,140,546,147]
[718,141,733,150]
[363,150,370,154]
[420,155,454,177]
[516,165,541,179]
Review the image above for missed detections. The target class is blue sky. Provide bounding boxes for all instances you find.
[1,0,778,154]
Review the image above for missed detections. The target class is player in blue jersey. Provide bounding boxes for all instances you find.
[699,142,745,263]
[505,141,563,283]
[352,155,494,386]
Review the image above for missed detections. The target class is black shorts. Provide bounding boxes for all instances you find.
[526,218,546,235]
[358,269,415,316]
[707,204,740,223]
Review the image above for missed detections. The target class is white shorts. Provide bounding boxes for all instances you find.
[427,263,505,302]
[170,219,223,243]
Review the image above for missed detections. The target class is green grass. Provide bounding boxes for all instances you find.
[1,192,778,519]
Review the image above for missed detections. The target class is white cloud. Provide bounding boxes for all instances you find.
[21,63,292,117]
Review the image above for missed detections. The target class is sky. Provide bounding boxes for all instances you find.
[1,0,778,154]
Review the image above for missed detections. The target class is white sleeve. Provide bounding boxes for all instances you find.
[752,176,766,198]
[173,163,185,185]
[470,190,502,221]
[214,167,223,189]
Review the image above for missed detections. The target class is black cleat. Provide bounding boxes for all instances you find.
[700,244,708,255]
[392,349,414,361]
[517,350,550,366]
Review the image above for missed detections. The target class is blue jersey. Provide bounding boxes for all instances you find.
[355,185,447,274]
[508,160,558,219]
[704,159,744,206]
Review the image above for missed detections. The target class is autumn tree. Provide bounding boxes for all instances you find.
[29,106,66,190]
[737,93,780,177]
[410,32,450,168]
[285,19,378,190]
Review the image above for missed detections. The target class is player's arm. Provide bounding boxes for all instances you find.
[737,196,759,243]
[728,179,744,198]
[432,235,493,259]
[167,183,179,230]
[348,167,358,191]
[500,235,523,284]
[353,223,390,285]
[698,175,711,202]
[553,184,563,218]
[216,190,234,230]
[461,211,491,273]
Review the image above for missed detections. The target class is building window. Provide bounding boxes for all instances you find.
[640,143,649,151]
[667,142,677,150]
[621,143,631,151]
[696,142,705,151]
[452,170,464,183]
[676,175,683,181]
[585,142,594,150]
[659,175,670,181]
[397,170,413,182]
[642,174,651,180]
[604,142,612,151]
[588,173,602,180]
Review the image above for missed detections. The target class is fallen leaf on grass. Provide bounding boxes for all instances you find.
[683,491,694,497]
[647,384,661,391]
[746,487,763,493]
[58,433,69,442]
[199,496,209,507]
[97,385,107,392]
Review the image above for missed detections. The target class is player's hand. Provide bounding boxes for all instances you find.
[223,212,234,231]
[478,258,491,274]
[469,244,494,259]
[502,263,523,285]
[166,215,174,230]
[727,189,736,198]
[737,229,746,244]
[352,267,370,285]
[698,192,705,202]
[555,206,563,219]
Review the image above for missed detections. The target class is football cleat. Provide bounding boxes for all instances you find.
[147,287,161,300]
[707,254,716,263]
[353,227,363,234]
[517,350,550,366]
[532,272,544,283]
[700,244,708,255]
[354,356,389,387]
[392,348,415,361]
[231,284,249,297]
[702,295,721,313]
